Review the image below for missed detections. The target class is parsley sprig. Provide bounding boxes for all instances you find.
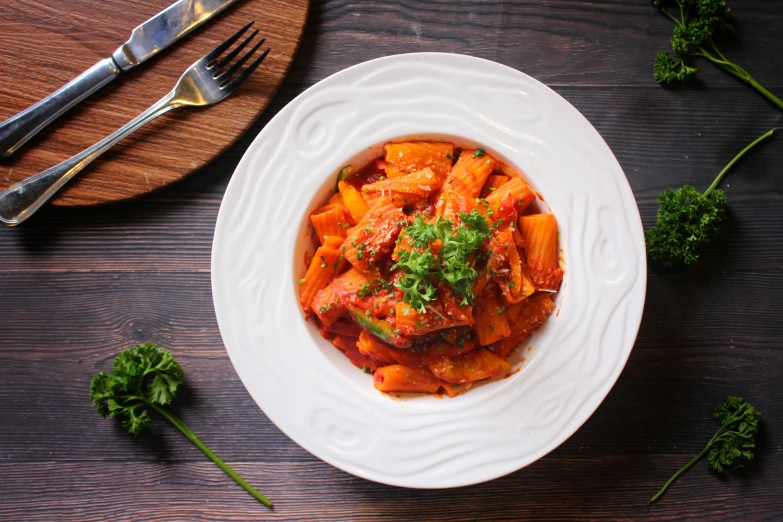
[646,128,778,267]
[652,0,783,111]
[90,344,272,507]
[648,396,761,506]
[392,210,491,311]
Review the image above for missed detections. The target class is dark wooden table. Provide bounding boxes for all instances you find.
[2,1,782,520]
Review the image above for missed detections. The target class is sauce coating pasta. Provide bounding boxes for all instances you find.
[300,141,562,397]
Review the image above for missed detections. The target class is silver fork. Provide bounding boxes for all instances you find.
[0,22,269,226]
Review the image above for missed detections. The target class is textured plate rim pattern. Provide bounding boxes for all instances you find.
[211,52,646,489]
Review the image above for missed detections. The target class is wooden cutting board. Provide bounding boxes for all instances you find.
[0,0,308,206]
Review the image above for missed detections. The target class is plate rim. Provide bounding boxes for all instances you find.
[212,51,647,488]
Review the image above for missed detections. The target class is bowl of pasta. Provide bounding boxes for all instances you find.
[212,53,646,488]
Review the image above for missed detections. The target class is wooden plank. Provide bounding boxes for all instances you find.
[289,0,783,88]
[0,459,781,521]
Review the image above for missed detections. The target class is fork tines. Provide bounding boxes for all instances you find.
[207,22,271,91]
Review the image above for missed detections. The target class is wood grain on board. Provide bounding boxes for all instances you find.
[1,0,782,520]
[0,0,308,205]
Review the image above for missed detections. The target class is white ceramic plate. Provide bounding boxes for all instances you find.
[211,53,646,488]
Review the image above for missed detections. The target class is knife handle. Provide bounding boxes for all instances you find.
[0,91,177,226]
[0,58,120,158]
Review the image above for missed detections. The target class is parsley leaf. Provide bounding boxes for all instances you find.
[646,128,777,267]
[391,248,438,312]
[651,0,783,110]
[648,396,761,506]
[406,214,448,247]
[393,211,491,307]
[90,344,272,507]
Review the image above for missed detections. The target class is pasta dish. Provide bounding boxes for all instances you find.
[299,141,562,397]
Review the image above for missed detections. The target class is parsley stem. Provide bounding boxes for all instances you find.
[647,445,710,506]
[695,45,783,111]
[147,402,273,508]
[660,7,683,27]
[704,128,779,196]
[709,38,729,63]
[747,78,783,112]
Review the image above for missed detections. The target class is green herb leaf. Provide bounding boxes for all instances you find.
[393,211,491,307]
[648,396,761,506]
[653,50,697,84]
[646,186,727,267]
[650,0,783,111]
[90,344,272,507]
[646,128,777,267]
[391,248,438,313]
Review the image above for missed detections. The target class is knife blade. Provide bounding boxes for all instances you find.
[112,0,242,70]
[0,0,241,158]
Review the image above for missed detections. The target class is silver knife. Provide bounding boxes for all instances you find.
[0,0,240,158]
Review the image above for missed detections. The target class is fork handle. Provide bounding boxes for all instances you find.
[0,58,120,158]
[0,91,178,225]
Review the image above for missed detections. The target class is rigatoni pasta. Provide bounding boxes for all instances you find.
[310,204,349,243]
[338,180,369,221]
[519,214,564,291]
[298,140,562,397]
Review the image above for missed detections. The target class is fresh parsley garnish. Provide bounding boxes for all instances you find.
[648,396,761,506]
[392,248,438,312]
[472,148,486,158]
[90,344,272,507]
[646,128,777,267]
[392,211,491,311]
[651,0,783,111]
